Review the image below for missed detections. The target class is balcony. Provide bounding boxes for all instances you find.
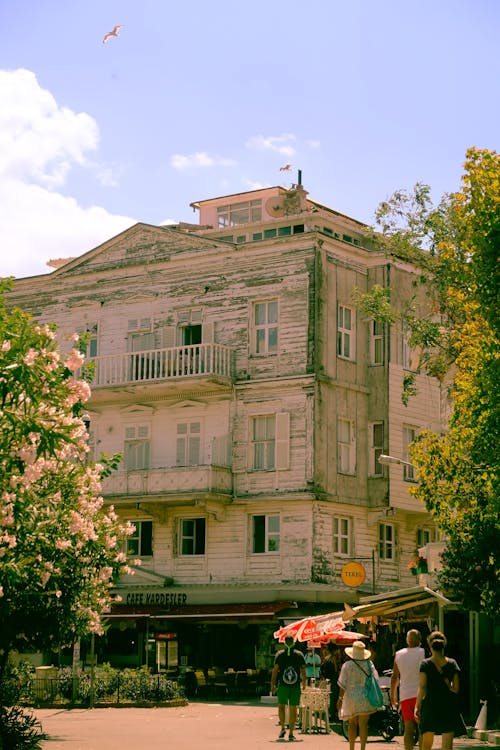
[86,343,234,399]
[101,464,233,504]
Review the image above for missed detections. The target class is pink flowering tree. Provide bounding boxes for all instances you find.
[0,282,134,681]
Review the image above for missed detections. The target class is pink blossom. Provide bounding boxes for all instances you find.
[1,340,11,351]
[23,349,38,366]
[64,349,85,371]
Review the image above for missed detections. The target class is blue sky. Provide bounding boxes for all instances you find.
[1,0,498,278]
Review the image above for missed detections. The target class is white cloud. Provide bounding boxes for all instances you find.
[170,151,237,170]
[245,133,297,157]
[0,69,135,279]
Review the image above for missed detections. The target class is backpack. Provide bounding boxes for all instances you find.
[354,660,384,708]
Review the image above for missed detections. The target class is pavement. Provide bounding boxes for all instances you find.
[33,700,498,750]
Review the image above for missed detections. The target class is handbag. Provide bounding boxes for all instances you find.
[354,660,384,708]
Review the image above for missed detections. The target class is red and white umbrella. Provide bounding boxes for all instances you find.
[273,610,347,643]
[307,630,367,648]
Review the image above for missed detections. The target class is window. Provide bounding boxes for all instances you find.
[254,300,278,354]
[417,528,434,548]
[333,516,352,557]
[77,323,98,358]
[252,415,275,470]
[337,305,355,359]
[369,422,384,476]
[250,413,289,471]
[337,418,356,474]
[176,421,201,466]
[370,320,384,365]
[379,523,397,561]
[252,514,280,553]
[127,520,153,557]
[217,200,262,227]
[124,425,150,470]
[403,425,417,481]
[180,518,206,555]
[402,321,420,371]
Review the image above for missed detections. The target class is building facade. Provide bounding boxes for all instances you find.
[9,180,447,673]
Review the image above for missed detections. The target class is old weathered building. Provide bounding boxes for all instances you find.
[9,180,446,672]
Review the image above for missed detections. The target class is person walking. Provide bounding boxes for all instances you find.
[270,635,307,742]
[337,640,379,750]
[391,628,425,750]
[414,631,461,750]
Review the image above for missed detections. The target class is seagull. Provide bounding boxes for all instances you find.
[103,25,124,44]
[279,164,292,172]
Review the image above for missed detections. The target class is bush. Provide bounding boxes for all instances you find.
[0,705,45,750]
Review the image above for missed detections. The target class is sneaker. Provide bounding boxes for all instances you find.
[279,729,286,739]
[288,734,297,742]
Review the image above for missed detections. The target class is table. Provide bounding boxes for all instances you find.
[299,687,330,734]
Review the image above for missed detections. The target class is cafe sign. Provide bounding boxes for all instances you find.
[121,589,188,607]
[341,562,366,588]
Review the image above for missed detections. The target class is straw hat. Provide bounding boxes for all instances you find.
[345,640,371,660]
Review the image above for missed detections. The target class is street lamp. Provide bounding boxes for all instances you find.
[379,454,413,467]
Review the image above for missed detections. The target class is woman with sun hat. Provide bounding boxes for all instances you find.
[337,640,380,750]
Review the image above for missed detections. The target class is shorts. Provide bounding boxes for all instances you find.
[277,684,301,706]
[401,697,417,722]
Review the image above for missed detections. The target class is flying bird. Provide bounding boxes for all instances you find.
[102,25,124,44]
[279,164,292,171]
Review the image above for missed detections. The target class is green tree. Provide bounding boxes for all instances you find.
[0,282,134,679]
[359,148,500,618]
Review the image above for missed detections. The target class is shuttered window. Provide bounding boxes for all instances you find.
[337,418,356,474]
[176,422,201,466]
[124,425,150,470]
[251,413,289,471]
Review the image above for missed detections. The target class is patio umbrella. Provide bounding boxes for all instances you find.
[273,610,347,643]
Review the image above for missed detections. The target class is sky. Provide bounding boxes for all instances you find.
[0,0,499,279]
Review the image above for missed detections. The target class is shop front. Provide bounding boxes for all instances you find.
[345,585,496,722]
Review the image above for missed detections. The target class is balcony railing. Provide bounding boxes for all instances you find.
[88,343,233,387]
[101,464,232,498]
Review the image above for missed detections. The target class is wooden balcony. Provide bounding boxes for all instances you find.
[101,464,233,503]
[86,343,234,400]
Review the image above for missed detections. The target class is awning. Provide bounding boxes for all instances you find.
[345,585,453,622]
[151,602,292,621]
[106,601,293,622]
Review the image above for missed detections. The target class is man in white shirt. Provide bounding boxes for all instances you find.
[391,629,425,750]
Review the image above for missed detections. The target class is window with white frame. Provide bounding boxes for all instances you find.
[128,318,155,351]
[370,320,384,365]
[333,516,352,557]
[252,514,280,553]
[252,415,275,470]
[337,418,356,474]
[217,199,262,227]
[402,425,417,481]
[337,304,355,360]
[176,421,201,466]
[126,520,153,557]
[402,321,420,371]
[124,424,150,470]
[254,300,278,354]
[78,323,98,358]
[379,523,397,561]
[251,413,290,471]
[179,518,206,556]
[417,527,434,548]
[369,422,384,476]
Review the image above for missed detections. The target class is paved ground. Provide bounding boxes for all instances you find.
[34,701,493,750]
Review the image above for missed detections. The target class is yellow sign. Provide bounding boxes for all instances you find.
[341,562,366,588]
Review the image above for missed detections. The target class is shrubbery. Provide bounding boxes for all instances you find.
[6,660,185,706]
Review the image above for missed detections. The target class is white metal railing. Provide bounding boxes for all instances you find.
[88,343,233,386]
